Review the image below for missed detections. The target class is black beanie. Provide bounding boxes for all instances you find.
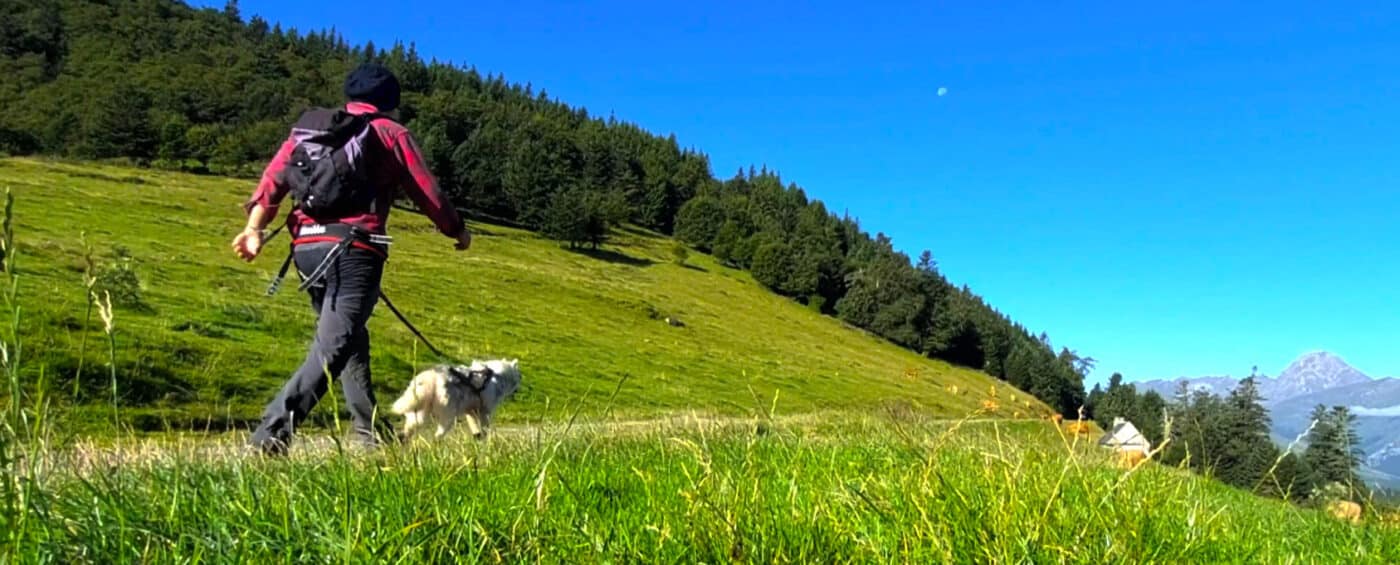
[343,63,401,111]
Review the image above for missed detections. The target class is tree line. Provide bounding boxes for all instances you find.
[1087,372,1368,505]
[0,0,1089,414]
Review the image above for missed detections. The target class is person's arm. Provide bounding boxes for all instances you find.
[390,130,471,250]
[233,137,296,261]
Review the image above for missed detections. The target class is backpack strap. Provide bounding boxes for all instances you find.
[290,108,377,144]
[358,112,397,124]
[289,108,393,141]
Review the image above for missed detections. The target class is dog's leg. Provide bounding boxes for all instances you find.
[434,416,455,439]
[401,411,423,442]
[479,410,493,439]
[464,411,484,440]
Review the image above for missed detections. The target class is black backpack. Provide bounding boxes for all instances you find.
[284,108,385,218]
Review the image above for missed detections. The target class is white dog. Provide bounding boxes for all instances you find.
[390,359,521,441]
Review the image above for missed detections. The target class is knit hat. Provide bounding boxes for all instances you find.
[343,63,401,111]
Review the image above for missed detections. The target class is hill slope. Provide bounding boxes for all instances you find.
[2,158,1041,431]
[2,0,1092,417]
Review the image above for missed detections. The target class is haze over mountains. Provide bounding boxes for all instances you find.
[1136,352,1400,487]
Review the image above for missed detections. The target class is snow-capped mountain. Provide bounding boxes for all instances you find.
[1135,352,1400,487]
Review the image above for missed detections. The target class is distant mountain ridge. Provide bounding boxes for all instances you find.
[1136,352,1372,403]
[1267,352,1372,401]
[1135,352,1400,487]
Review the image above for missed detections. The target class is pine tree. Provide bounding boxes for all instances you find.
[673,195,726,251]
[1086,383,1105,420]
[1083,375,1165,446]
[834,251,928,350]
[710,221,743,266]
[0,0,64,100]
[925,293,983,370]
[1094,373,1132,429]
[1162,388,1230,475]
[1001,340,1033,391]
[1263,452,1311,502]
[1214,377,1278,489]
[80,83,157,160]
[787,203,842,301]
[541,188,590,248]
[730,232,758,269]
[978,323,1013,379]
[1304,405,1364,499]
[1330,405,1364,481]
[749,236,793,293]
[581,190,625,248]
[1135,391,1167,446]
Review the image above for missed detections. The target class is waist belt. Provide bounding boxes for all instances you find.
[266,223,391,296]
[290,223,391,253]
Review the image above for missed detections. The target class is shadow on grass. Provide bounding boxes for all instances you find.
[63,169,148,185]
[617,224,659,238]
[568,247,656,267]
[681,263,708,273]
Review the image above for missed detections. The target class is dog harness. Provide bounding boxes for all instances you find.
[446,365,496,393]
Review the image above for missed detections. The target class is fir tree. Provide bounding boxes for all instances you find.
[1303,405,1364,499]
[1135,391,1167,446]
[710,221,743,266]
[1215,377,1278,489]
[750,238,793,292]
[673,195,725,251]
[1085,383,1105,419]
[541,188,590,248]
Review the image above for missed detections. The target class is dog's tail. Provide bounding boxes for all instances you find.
[391,375,433,415]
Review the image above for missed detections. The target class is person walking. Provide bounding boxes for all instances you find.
[231,63,471,454]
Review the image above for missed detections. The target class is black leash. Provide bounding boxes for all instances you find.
[260,222,465,367]
[264,223,286,241]
[264,225,292,296]
[377,289,461,364]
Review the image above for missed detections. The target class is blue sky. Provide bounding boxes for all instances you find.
[204,0,1400,384]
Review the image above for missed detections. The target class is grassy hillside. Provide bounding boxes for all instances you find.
[1,158,1040,432]
[3,159,1398,561]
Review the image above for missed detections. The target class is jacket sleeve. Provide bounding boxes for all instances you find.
[244,136,297,217]
[390,130,466,238]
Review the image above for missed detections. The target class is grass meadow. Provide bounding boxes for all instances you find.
[1,158,1397,562]
[0,157,1033,434]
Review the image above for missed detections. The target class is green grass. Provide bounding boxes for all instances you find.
[11,414,1400,562]
[0,157,1039,433]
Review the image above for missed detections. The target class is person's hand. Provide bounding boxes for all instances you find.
[454,230,473,251]
[232,227,263,262]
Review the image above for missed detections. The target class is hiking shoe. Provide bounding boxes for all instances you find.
[250,436,290,458]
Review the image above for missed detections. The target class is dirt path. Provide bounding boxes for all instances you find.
[31,410,1030,477]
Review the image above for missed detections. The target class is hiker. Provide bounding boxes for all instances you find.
[231,63,472,454]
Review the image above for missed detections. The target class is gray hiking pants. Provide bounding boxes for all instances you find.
[250,242,385,454]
